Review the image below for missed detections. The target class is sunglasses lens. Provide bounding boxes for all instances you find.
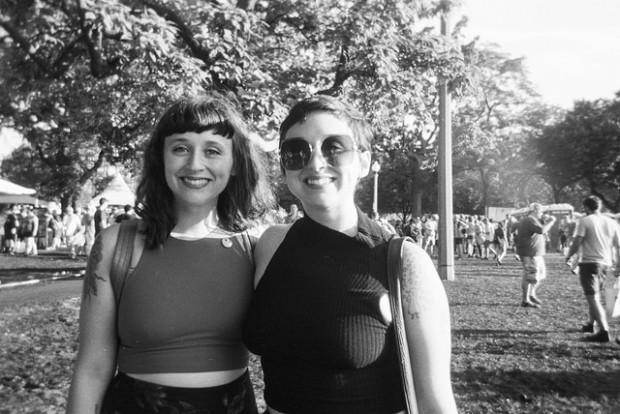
[281,136,358,170]
[281,139,311,170]
[321,136,356,166]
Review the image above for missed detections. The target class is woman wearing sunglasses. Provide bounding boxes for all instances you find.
[244,95,457,413]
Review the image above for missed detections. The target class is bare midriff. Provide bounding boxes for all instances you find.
[126,368,246,388]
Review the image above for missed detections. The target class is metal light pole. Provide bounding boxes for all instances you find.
[371,160,380,215]
[438,5,455,281]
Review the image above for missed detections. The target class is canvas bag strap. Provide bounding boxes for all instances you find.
[387,236,419,414]
[110,220,138,308]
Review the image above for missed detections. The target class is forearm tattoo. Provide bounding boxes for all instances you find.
[83,235,105,299]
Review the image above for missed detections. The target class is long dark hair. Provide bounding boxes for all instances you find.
[135,93,273,249]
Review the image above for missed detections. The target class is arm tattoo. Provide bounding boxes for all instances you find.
[400,269,421,320]
[83,235,106,299]
[400,246,425,321]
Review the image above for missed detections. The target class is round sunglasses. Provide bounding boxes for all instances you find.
[280,135,361,171]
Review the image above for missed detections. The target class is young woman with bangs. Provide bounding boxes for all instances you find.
[67,93,272,414]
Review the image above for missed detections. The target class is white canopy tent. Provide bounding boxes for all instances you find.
[0,177,36,195]
[509,203,574,217]
[92,173,136,207]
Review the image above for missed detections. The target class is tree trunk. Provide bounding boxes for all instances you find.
[412,189,423,217]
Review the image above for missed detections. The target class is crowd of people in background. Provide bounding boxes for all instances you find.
[1,199,608,265]
[1,197,136,258]
[374,210,591,267]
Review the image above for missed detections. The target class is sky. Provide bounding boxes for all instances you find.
[456,0,620,109]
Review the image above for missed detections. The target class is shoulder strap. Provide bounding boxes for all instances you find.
[387,236,419,414]
[110,220,139,307]
[240,229,255,264]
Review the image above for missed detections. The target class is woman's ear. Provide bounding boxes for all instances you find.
[358,150,371,179]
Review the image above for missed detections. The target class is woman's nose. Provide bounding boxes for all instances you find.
[187,150,206,170]
[305,142,328,170]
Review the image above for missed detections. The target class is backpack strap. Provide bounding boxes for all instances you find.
[110,220,139,307]
[239,229,256,264]
[387,236,419,414]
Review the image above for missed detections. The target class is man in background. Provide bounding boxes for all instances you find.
[566,196,620,343]
[93,197,108,236]
[515,203,556,308]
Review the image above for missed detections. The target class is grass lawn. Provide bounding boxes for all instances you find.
[1,253,619,413]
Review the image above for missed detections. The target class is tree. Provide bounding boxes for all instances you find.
[0,0,282,206]
[535,97,620,210]
[1,0,470,209]
[451,45,546,212]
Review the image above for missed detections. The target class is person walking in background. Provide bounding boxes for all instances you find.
[81,204,96,256]
[422,214,438,256]
[473,216,485,259]
[94,197,108,236]
[466,216,476,257]
[244,95,457,413]
[565,196,620,343]
[515,203,556,308]
[453,214,465,259]
[48,209,63,250]
[66,93,272,414]
[63,206,83,259]
[23,206,38,256]
[2,205,19,254]
[482,217,496,260]
[493,221,508,265]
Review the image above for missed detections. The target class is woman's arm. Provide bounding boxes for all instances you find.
[400,241,458,414]
[66,225,120,414]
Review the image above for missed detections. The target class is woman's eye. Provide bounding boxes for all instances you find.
[172,145,189,153]
[324,143,345,155]
[205,147,222,156]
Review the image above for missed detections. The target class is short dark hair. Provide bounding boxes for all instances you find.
[99,197,107,205]
[279,95,373,151]
[583,195,601,212]
[136,93,274,249]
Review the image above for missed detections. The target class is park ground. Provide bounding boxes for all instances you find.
[1,252,619,413]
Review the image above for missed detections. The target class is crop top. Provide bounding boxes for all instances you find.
[243,209,405,414]
[117,234,254,374]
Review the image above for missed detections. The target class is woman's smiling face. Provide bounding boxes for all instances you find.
[163,130,234,212]
[282,111,370,212]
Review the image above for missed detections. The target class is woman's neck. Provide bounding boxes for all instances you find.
[304,203,359,236]
[172,205,221,238]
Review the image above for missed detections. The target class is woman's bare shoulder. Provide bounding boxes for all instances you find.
[253,224,293,286]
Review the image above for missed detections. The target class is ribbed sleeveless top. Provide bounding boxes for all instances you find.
[117,234,253,373]
[243,210,405,413]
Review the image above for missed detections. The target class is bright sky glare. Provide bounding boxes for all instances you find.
[457,0,620,108]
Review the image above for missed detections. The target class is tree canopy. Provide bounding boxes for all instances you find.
[534,96,620,210]
[1,0,617,215]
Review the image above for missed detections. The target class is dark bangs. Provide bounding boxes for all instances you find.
[155,99,237,141]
